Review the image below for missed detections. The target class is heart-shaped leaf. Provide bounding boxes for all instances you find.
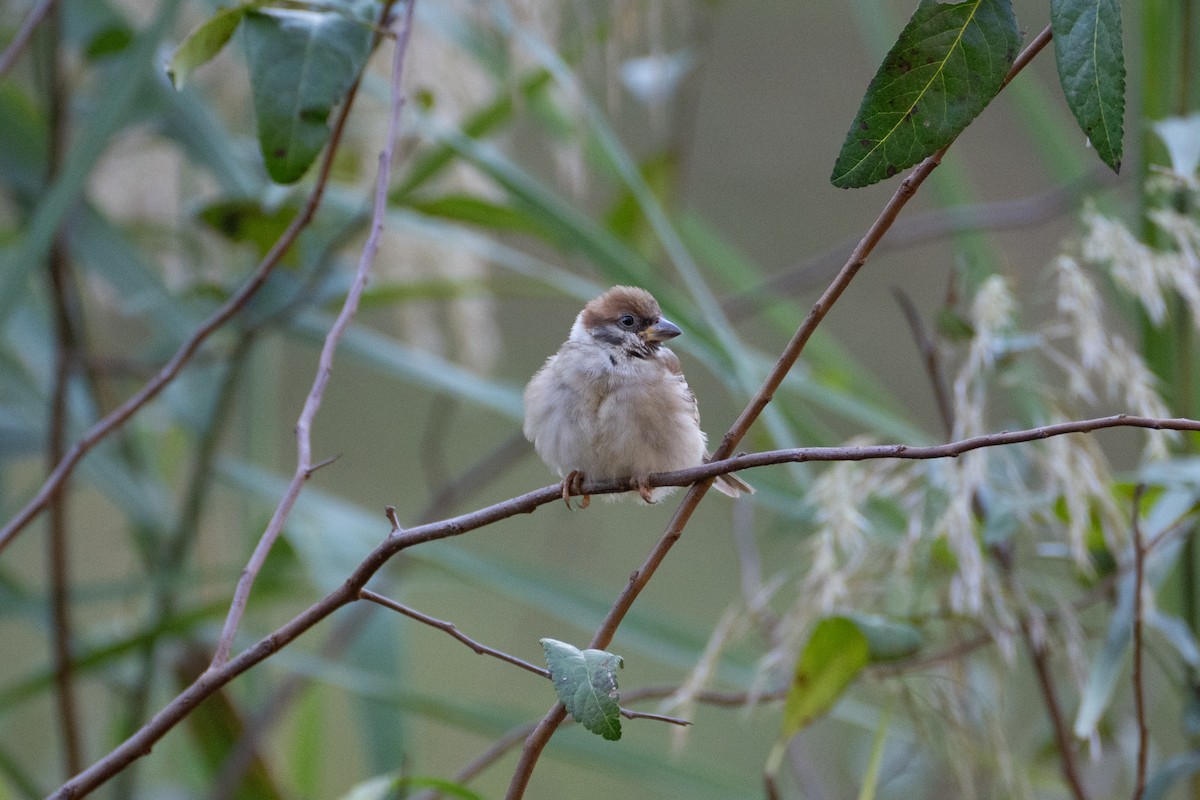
[541,638,624,741]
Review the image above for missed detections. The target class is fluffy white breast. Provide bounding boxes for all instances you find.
[523,336,706,486]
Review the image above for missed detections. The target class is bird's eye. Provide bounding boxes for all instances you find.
[618,314,636,328]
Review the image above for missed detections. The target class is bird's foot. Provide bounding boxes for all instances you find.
[562,470,590,509]
[633,475,656,504]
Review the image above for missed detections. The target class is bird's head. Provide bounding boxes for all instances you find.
[571,286,681,358]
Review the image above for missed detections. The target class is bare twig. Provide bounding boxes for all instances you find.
[892,287,954,439]
[209,0,416,670]
[503,25,1057,799]
[992,537,1088,800]
[359,587,691,750]
[43,3,82,775]
[1021,614,1089,800]
[0,7,380,556]
[1132,484,1149,800]
[0,0,57,78]
[620,708,690,726]
[359,589,549,678]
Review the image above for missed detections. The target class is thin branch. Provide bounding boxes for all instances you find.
[1021,614,1089,800]
[0,0,57,78]
[892,287,954,439]
[43,3,82,775]
[209,0,416,670]
[503,24,1058,799]
[991,539,1088,800]
[359,589,549,679]
[0,7,375,557]
[1132,484,1149,800]
[620,708,690,726]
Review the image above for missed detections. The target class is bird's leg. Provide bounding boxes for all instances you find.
[633,475,655,504]
[562,470,590,509]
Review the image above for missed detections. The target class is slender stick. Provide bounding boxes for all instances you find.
[359,589,550,679]
[209,0,415,669]
[502,24,1057,799]
[1132,485,1149,800]
[892,287,954,439]
[0,0,57,78]
[42,3,83,775]
[1022,616,1089,800]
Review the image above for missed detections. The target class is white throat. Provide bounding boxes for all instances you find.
[567,313,590,344]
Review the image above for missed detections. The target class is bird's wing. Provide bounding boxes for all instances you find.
[659,349,700,427]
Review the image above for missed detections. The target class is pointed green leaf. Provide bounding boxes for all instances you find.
[780,617,869,736]
[167,2,258,88]
[243,6,373,183]
[541,638,624,741]
[403,194,551,236]
[1050,0,1125,173]
[831,0,1020,188]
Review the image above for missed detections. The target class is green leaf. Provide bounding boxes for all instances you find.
[541,638,624,741]
[830,0,1020,188]
[167,2,258,88]
[403,194,550,236]
[780,617,869,737]
[197,197,302,259]
[243,5,373,183]
[1050,0,1125,173]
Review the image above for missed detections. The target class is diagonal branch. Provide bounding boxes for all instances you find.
[359,589,549,679]
[1132,485,1149,800]
[0,0,57,78]
[503,23,1058,799]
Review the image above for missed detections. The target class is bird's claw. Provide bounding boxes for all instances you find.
[562,470,590,510]
[634,475,655,504]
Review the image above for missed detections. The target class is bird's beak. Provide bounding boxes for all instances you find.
[642,317,682,343]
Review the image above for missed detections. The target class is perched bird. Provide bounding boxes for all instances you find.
[523,285,753,508]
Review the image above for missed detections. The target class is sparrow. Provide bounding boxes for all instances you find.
[523,285,753,508]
